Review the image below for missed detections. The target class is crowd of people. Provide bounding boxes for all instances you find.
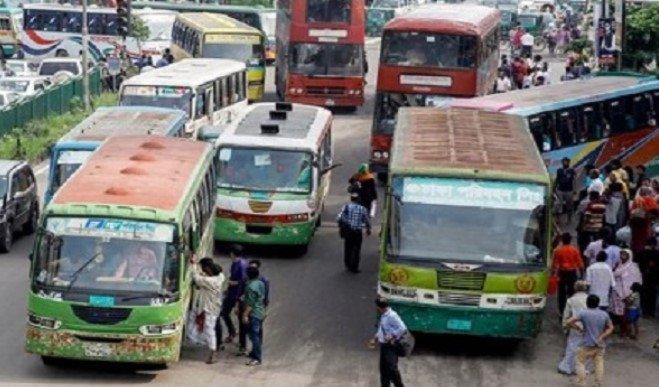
[495,54,551,93]
[186,245,270,366]
[552,157,659,386]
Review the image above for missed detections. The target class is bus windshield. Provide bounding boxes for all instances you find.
[33,217,179,297]
[52,150,93,192]
[217,147,313,194]
[373,93,452,135]
[289,43,363,77]
[372,0,401,8]
[140,13,175,41]
[382,31,477,69]
[202,42,263,64]
[120,86,192,117]
[388,177,546,265]
[307,0,351,23]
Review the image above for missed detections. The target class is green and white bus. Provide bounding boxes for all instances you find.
[214,102,334,252]
[379,107,552,339]
[26,135,216,364]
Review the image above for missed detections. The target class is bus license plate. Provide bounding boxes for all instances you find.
[447,319,472,331]
[83,343,112,357]
[325,99,335,106]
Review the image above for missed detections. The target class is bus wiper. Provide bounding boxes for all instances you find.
[63,252,102,295]
[121,290,178,302]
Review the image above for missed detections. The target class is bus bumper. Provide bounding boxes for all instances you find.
[25,325,181,363]
[369,160,388,174]
[287,94,364,108]
[388,301,543,339]
[214,217,315,246]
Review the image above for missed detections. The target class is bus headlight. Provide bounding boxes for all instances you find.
[382,151,389,160]
[372,151,382,159]
[28,313,62,330]
[139,322,178,336]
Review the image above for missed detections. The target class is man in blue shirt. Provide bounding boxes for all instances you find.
[337,192,371,273]
[369,298,407,387]
[249,259,269,342]
[218,244,248,353]
[567,294,614,387]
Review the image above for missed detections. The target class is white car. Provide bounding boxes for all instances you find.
[371,0,414,16]
[37,58,83,81]
[0,91,20,107]
[0,77,50,97]
[5,60,37,77]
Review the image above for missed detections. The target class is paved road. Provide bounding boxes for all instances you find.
[0,42,658,387]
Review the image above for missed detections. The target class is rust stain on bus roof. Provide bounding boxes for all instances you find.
[391,108,546,176]
[385,4,500,35]
[53,136,209,211]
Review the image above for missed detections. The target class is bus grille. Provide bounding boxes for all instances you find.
[248,200,272,213]
[437,292,481,306]
[306,86,345,96]
[436,271,486,291]
[71,305,132,325]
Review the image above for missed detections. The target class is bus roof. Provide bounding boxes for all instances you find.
[384,4,500,35]
[59,106,186,142]
[22,3,116,13]
[177,12,262,35]
[53,136,211,212]
[121,58,246,88]
[132,1,270,14]
[451,76,659,116]
[218,103,332,152]
[390,107,548,182]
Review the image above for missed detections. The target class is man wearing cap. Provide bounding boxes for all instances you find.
[337,192,371,273]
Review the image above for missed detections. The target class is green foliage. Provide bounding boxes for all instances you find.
[130,14,150,41]
[0,93,118,162]
[625,4,659,64]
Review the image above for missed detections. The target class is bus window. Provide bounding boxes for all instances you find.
[652,91,659,119]
[221,77,229,107]
[307,0,351,23]
[88,13,104,34]
[528,115,545,151]
[607,98,626,134]
[213,80,222,110]
[195,89,206,119]
[105,13,119,36]
[63,12,82,33]
[628,94,648,130]
[556,110,576,148]
[581,105,601,141]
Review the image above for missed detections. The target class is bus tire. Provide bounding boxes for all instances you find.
[55,49,68,58]
[41,356,58,366]
[0,222,13,253]
[315,212,322,228]
[292,244,308,256]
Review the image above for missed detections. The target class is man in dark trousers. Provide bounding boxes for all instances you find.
[555,157,576,220]
[369,298,407,387]
[337,192,371,273]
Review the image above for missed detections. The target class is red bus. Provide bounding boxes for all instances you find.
[275,0,366,109]
[370,4,501,177]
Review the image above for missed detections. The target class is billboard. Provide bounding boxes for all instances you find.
[597,18,618,65]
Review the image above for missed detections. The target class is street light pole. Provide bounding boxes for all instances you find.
[81,0,90,111]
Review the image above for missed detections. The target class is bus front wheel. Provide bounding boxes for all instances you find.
[41,356,58,367]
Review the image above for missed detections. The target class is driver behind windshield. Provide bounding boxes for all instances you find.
[114,243,159,280]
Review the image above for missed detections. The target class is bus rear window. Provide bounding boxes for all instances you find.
[382,31,477,69]
[307,0,351,23]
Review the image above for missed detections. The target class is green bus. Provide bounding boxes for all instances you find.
[379,107,552,339]
[26,135,216,365]
[214,102,334,253]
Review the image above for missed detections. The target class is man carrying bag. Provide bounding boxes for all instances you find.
[337,192,371,273]
[368,298,414,387]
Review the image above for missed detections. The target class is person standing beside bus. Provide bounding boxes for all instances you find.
[337,192,371,273]
[349,163,378,218]
[552,233,584,315]
[220,245,248,353]
[555,157,576,221]
[189,257,225,364]
[242,265,266,366]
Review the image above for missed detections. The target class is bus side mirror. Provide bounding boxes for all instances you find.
[321,163,342,176]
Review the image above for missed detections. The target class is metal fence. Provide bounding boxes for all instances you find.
[0,70,102,136]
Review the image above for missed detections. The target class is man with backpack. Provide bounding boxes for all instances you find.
[337,192,371,273]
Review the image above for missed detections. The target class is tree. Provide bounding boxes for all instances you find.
[624,4,659,70]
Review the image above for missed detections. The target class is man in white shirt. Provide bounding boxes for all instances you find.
[586,251,615,310]
[494,70,512,93]
[521,30,534,59]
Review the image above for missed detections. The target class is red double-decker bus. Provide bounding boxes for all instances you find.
[275,0,366,109]
[370,4,501,177]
